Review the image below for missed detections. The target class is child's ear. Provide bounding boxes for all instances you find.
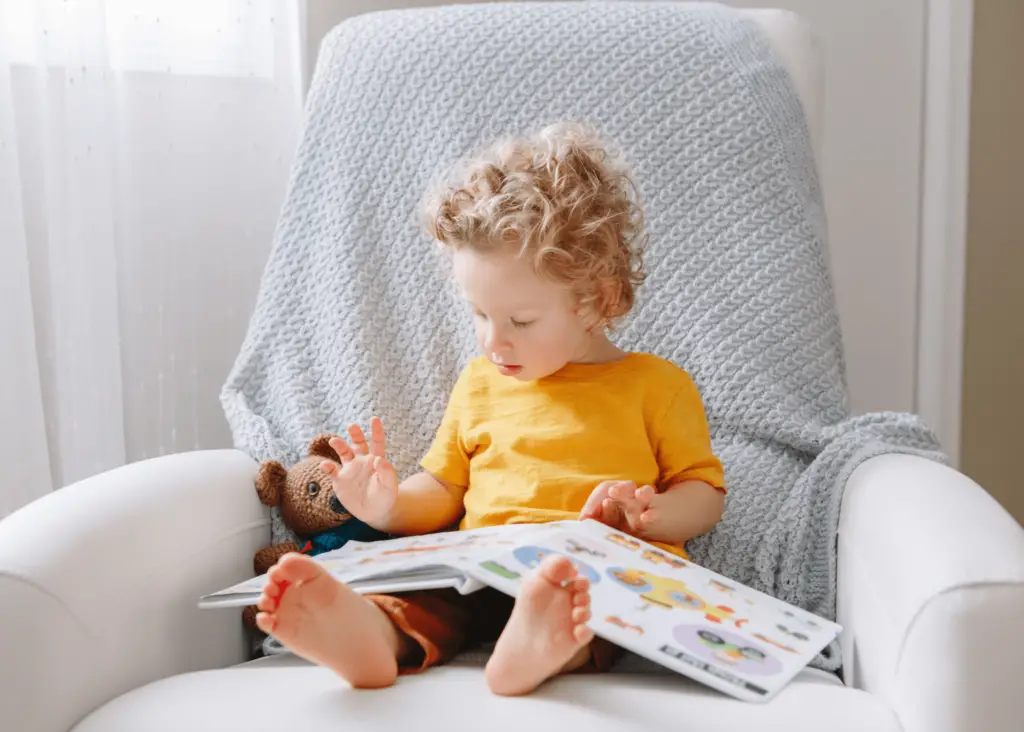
[255,461,288,506]
[575,299,607,333]
[596,280,622,324]
[576,281,620,331]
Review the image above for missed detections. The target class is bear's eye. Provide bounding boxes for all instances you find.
[306,481,320,497]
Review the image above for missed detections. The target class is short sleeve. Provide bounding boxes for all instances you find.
[419,365,474,487]
[653,374,726,492]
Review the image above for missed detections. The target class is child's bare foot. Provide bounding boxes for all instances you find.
[255,553,402,688]
[485,555,594,696]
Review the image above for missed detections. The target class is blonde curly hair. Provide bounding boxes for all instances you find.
[423,123,646,327]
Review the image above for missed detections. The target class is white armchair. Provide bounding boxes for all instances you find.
[2,9,1022,732]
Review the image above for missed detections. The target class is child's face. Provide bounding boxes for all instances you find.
[452,248,596,381]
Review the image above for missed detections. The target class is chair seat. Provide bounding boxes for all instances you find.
[74,654,899,732]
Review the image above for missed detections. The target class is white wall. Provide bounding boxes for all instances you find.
[302,0,929,420]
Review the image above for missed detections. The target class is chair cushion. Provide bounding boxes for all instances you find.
[75,654,899,732]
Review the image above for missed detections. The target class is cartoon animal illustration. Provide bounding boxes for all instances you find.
[753,632,799,654]
[607,567,747,627]
[606,533,642,551]
[673,624,783,676]
[512,545,601,584]
[565,538,606,558]
[696,629,766,665]
[604,616,644,635]
[641,549,688,569]
[479,560,521,580]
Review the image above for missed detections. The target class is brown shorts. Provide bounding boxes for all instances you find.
[367,587,623,674]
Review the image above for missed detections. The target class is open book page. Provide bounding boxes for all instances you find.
[332,520,566,577]
[466,520,841,703]
[198,522,565,608]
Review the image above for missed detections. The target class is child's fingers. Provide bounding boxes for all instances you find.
[373,456,400,491]
[635,484,656,506]
[369,417,386,457]
[580,481,614,519]
[328,437,355,463]
[637,505,659,531]
[608,481,637,501]
[602,498,626,529]
[320,460,339,476]
[580,502,603,522]
[623,501,646,531]
[347,424,369,456]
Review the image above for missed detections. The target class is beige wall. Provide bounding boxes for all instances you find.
[960,0,1024,522]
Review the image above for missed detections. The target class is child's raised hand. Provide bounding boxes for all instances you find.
[320,417,399,530]
[579,480,656,536]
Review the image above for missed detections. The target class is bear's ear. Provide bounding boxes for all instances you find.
[255,461,288,506]
[307,433,340,462]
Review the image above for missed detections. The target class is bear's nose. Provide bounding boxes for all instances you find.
[328,493,346,515]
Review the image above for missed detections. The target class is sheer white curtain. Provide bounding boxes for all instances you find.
[0,0,302,517]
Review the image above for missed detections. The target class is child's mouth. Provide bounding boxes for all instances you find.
[496,364,523,376]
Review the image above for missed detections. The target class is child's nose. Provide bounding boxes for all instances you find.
[484,324,512,352]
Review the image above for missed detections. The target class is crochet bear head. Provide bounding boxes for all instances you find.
[254,434,352,537]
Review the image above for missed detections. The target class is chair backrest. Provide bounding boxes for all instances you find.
[223,2,843,467]
[221,5,945,652]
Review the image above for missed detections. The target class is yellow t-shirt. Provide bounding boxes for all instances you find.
[420,354,725,533]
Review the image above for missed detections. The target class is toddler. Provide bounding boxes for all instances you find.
[255,123,726,696]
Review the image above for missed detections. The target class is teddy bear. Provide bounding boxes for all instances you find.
[242,433,389,627]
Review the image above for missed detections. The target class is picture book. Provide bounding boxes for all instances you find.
[199,520,840,702]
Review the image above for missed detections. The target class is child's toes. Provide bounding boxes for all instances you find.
[536,555,577,587]
[257,593,277,612]
[572,605,591,625]
[255,612,276,635]
[267,562,288,584]
[275,552,324,584]
[572,588,590,606]
[569,576,589,593]
[572,622,595,644]
[263,578,285,599]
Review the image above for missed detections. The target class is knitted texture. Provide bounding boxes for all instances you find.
[222,2,943,670]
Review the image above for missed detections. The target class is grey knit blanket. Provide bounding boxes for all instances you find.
[221,2,943,671]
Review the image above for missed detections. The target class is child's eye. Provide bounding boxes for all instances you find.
[511,318,533,329]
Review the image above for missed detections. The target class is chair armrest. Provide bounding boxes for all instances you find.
[837,454,1024,732]
[0,450,268,732]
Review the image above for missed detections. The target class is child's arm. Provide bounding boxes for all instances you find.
[580,479,724,547]
[642,479,724,546]
[379,471,466,536]
[320,418,465,535]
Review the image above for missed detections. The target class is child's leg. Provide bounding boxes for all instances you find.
[256,554,472,687]
[368,591,471,673]
[485,555,595,696]
[255,554,411,688]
